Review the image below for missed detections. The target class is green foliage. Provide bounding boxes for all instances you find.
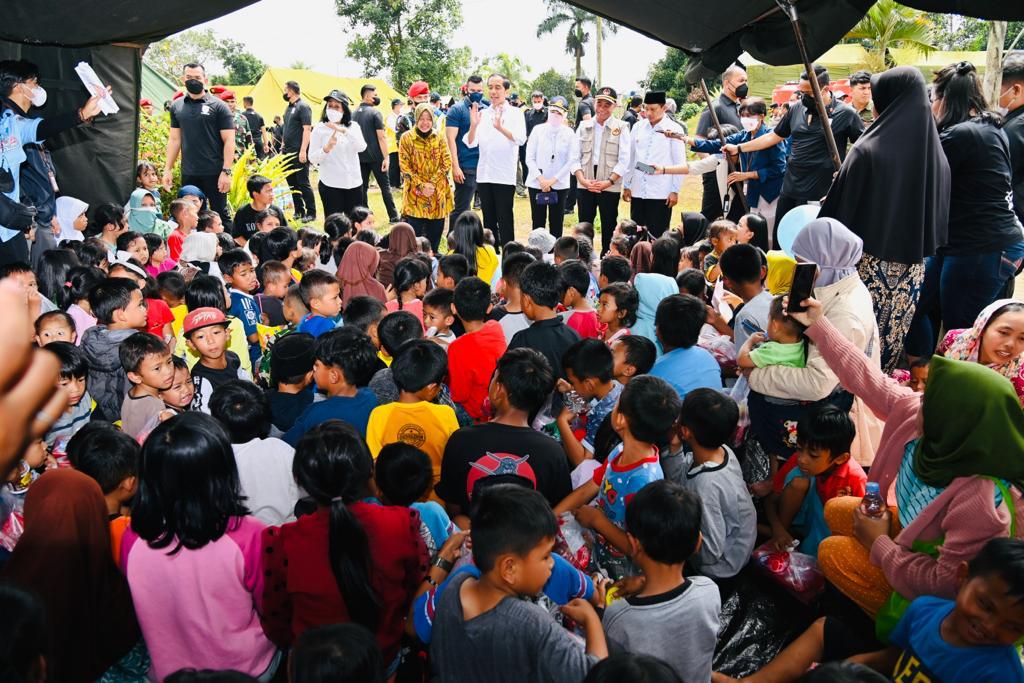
[219,39,267,85]
[536,1,592,79]
[926,15,1023,51]
[846,0,936,71]
[334,0,466,94]
[144,29,220,81]
[678,102,702,121]
[227,148,297,214]
[529,69,575,102]
[643,48,691,104]
[473,53,532,93]
[289,60,313,71]
[136,112,179,208]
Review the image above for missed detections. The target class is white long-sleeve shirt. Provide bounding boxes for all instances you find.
[624,116,686,199]
[308,122,367,190]
[462,103,527,186]
[571,117,633,181]
[525,122,580,190]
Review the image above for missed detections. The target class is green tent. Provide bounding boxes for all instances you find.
[140,61,178,109]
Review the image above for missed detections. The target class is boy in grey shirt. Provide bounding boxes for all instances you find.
[674,388,756,579]
[604,480,721,683]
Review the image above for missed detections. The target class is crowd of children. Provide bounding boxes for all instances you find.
[2,180,1024,683]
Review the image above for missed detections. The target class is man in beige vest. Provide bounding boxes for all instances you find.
[572,86,632,256]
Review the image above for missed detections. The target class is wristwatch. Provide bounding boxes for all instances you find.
[222,168,232,175]
[432,555,454,573]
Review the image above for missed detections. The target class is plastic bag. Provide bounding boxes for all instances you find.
[751,541,825,604]
[554,511,594,573]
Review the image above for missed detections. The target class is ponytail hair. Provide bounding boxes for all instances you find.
[293,421,380,631]
[64,265,106,310]
[391,257,429,311]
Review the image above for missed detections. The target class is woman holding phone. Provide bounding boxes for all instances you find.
[309,90,368,218]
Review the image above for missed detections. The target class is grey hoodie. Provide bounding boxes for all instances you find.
[81,325,136,422]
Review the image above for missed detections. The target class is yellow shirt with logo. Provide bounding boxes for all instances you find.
[365,400,459,493]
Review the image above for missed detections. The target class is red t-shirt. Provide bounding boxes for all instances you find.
[145,298,175,338]
[167,229,187,262]
[773,452,867,502]
[566,310,601,339]
[447,320,508,421]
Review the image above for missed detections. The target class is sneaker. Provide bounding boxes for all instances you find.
[301,214,315,223]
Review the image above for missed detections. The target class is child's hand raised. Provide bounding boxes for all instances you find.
[572,505,601,529]
[556,378,572,394]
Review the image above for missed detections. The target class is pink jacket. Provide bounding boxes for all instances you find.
[807,317,1022,600]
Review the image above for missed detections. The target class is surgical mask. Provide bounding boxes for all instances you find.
[574,89,584,98]
[548,111,565,126]
[533,102,543,110]
[25,84,46,107]
[326,108,343,123]
[184,79,204,95]
[468,92,484,104]
[740,116,759,132]
[734,83,749,99]
[999,87,1019,117]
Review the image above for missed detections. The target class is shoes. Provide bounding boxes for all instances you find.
[301,214,316,223]
[563,207,575,215]
[472,201,481,210]
[516,190,527,198]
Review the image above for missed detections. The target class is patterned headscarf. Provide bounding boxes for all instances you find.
[943,299,1024,387]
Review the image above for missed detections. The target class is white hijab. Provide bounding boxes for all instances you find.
[180,231,218,263]
[55,196,88,242]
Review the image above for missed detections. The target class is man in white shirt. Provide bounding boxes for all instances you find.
[623,91,685,237]
[573,86,632,255]
[464,74,527,250]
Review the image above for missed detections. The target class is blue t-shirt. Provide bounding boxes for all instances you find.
[594,444,663,529]
[412,500,455,550]
[412,557,593,644]
[229,289,261,368]
[0,110,42,241]
[297,313,337,338]
[890,596,1024,683]
[649,346,722,399]
[445,99,482,170]
[282,388,379,445]
[581,381,622,454]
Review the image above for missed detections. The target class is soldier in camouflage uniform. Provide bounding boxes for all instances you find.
[219,89,253,159]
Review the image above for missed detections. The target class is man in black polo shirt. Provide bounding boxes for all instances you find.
[282,80,316,221]
[696,64,747,220]
[241,96,266,158]
[352,84,400,223]
[163,63,235,226]
[565,77,595,214]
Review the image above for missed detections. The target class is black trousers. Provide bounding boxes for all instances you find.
[478,182,515,251]
[406,216,445,253]
[0,232,29,267]
[565,175,578,212]
[528,188,569,238]
[283,160,316,219]
[360,161,400,222]
[181,173,231,227]
[318,181,363,219]
[629,197,673,238]
[519,146,528,187]
[577,189,620,255]
[449,168,477,229]
[701,171,724,220]
[388,151,402,189]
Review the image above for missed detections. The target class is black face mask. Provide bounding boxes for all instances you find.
[283,93,291,103]
[574,89,584,98]
[801,93,816,113]
[734,83,749,99]
[372,96,381,107]
[416,127,431,138]
[184,79,204,95]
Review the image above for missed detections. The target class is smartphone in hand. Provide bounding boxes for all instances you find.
[740,319,763,337]
[635,161,656,174]
[787,262,818,313]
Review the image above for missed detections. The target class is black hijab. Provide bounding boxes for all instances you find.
[819,66,950,265]
[681,211,708,246]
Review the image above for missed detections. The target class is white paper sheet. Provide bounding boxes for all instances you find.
[73,61,118,115]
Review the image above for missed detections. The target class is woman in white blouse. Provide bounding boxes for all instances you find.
[525,96,581,237]
[309,89,368,218]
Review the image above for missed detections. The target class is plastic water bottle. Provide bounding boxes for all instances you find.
[860,482,886,518]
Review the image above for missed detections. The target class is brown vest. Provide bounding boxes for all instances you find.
[578,116,626,192]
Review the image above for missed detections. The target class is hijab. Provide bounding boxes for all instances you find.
[2,470,140,683]
[914,355,1024,488]
[337,240,387,306]
[629,272,679,351]
[629,241,653,276]
[791,217,863,288]
[180,231,218,263]
[680,211,708,246]
[55,196,88,242]
[819,66,950,265]
[943,299,1024,402]
[127,188,159,234]
[377,222,418,288]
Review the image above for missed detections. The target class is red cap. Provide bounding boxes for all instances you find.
[217,88,236,101]
[408,81,429,99]
[183,307,228,336]
[465,452,537,501]
[139,98,152,108]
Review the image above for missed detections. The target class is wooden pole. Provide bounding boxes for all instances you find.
[699,78,749,215]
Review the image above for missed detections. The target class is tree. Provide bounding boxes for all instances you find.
[529,68,574,102]
[334,0,467,94]
[218,39,266,85]
[144,29,220,81]
[289,60,313,71]
[642,48,690,104]
[593,16,618,88]
[926,14,1024,51]
[845,0,936,71]
[536,1,591,80]
[473,53,532,92]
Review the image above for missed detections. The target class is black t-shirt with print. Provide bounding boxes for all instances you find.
[353,104,386,163]
[169,94,234,176]
[231,202,288,241]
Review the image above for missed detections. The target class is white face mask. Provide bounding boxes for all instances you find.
[533,102,543,110]
[998,87,1019,117]
[326,108,344,123]
[740,116,759,132]
[23,83,46,107]
[548,111,565,126]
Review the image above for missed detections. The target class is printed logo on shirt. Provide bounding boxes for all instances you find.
[201,105,211,116]
[397,423,427,448]
[892,650,934,682]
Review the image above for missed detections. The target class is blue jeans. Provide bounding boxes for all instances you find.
[905,241,1024,357]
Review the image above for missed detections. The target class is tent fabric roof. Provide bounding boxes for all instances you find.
[140,61,178,107]
[227,68,403,125]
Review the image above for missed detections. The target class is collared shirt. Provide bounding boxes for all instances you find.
[525,121,580,190]
[572,116,632,182]
[696,93,742,137]
[308,122,367,190]
[169,93,234,176]
[462,103,527,186]
[624,116,686,199]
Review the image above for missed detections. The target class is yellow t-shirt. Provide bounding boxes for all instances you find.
[174,316,254,376]
[170,304,188,339]
[476,245,499,285]
[366,400,459,486]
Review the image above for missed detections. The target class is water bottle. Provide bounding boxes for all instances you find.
[859,482,886,518]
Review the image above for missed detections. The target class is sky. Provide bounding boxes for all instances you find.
[189,0,669,92]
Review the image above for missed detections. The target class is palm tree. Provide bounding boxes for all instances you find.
[594,16,619,87]
[845,0,937,71]
[536,1,591,79]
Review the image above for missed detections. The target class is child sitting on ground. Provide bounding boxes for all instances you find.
[166,199,198,262]
[376,442,456,555]
[366,340,460,491]
[283,327,379,445]
[766,405,866,557]
[718,538,1024,683]
[598,283,637,346]
[282,284,309,328]
[611,336,656,386]
[34,310,76,346]
[159,355,196,414]
[436,254,469,291]
[703,220,738,286]
[144,234,176,278]
[559,260,600,339]
[296,270,342,338]
[598,255,632,290]
[604,480,721,683]
[422,287,457,346]
[556,339,623,472]
[44,342,92,452]
[81,277,149,421]
[738,296,808,370]
[182,307,252,413]
[66,266,104,341]
[429,485,607,680]
[344,295,387,356]
[119,332,175,440]
[668,388,756,581]
[256,260,290,327]
[385,257,430,326]
[494,252,536,344]
[157,270,187,336]
[369,311,425,403]
[220,249,262,369]
[555,375,682,579]
[265,332,315,435]
[448,277,507,422]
